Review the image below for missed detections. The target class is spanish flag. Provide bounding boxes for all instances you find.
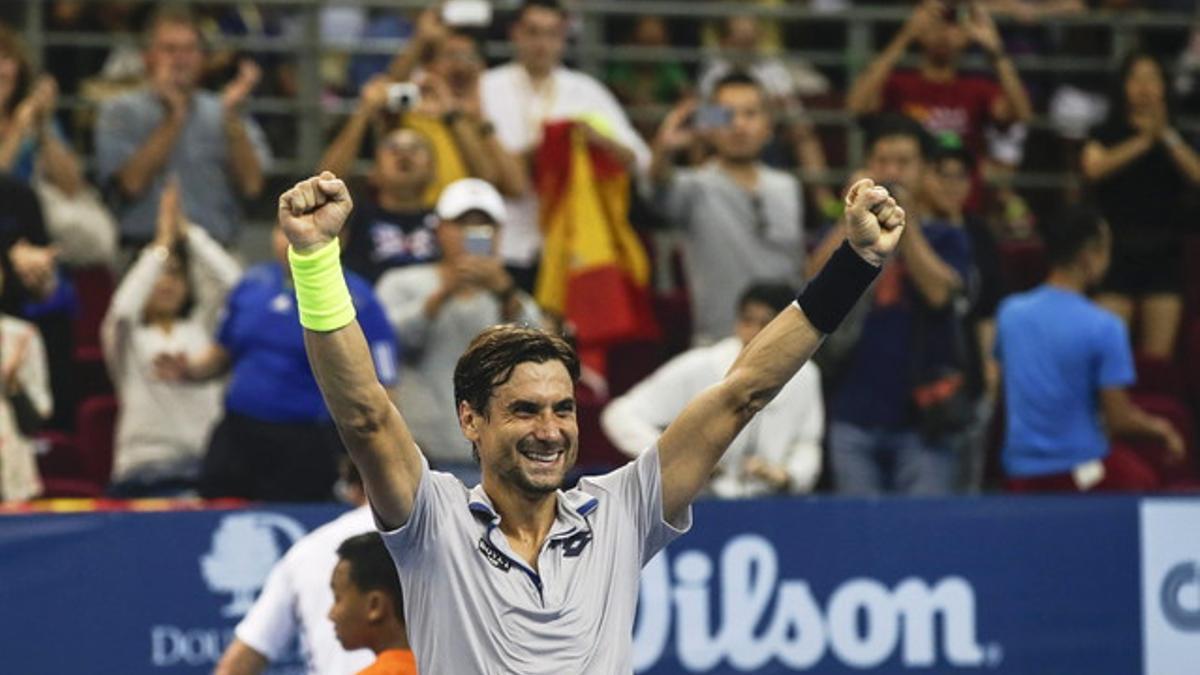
[534,121,659,371]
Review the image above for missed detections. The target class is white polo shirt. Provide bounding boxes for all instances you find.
[480,62,650,266]
[381,447,690,674]
[234,505,375,673]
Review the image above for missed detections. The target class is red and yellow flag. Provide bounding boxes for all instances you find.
[534,121,658,370]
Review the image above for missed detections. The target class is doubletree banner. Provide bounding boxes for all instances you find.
[0,497,1197,674]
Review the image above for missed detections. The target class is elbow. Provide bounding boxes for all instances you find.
[116,171,147,199]
[721,369,778,422]
[336,387,393,445]
[239,173,265,199]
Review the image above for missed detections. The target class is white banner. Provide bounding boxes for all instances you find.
[1140,500,1200,675]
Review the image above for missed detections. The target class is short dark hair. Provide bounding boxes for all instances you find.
[517,0,566,20]
[738,282,796,315]
[710,70,767,102]
[336,532,405,623]
[1040,204,1107,268]
[931,136,975,172]
[143,3,203,46]
[864,113,931,160]
[454,325,580,418]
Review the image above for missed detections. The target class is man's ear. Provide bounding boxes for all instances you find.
[460,400,481,444]
[366,590,387,623]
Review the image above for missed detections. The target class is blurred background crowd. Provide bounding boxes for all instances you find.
[1,0,1199,505]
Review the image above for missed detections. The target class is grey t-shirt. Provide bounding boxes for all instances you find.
[661,162,805,343]
[95,88,272,245]
[380,447,691,674]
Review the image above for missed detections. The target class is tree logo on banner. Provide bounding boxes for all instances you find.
[200,513,307,617]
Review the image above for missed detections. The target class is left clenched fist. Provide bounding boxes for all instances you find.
[278,171,354,253]
[843,178,905,267]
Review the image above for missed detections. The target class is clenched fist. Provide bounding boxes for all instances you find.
[278,171,354,253]
[843,178,905,267]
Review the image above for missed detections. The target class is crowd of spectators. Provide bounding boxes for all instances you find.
[0,0,1198,504]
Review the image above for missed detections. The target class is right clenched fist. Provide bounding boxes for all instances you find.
[843,178,905,267]
[278,171,354,253]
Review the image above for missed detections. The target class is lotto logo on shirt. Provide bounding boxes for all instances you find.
[1140,500,1200,675]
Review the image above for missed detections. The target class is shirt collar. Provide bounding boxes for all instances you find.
[468,483,598,536]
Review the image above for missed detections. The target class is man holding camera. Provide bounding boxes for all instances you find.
[374,178,541,485]
[651,72,807,345]
[846,0,1031,168]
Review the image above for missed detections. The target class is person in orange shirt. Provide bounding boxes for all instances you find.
[329,532,417,675]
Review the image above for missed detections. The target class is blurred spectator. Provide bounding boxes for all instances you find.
[1081,51,1200,360]
[998,206,1184,492]
[0,25,83,195]
[375,179,540,484]
[651,73,806,344]
[0,175,76,430]
[606,16,691,138]
[329,532,416,674]
[847,1,1032,177]
[982,0,1086,23]
[327,125,439,284]
[602,282,823,497]
[101,181,240,498]
[0,264,52,503]
[217,459,374,675]
[816,116,973,496]
[95,5,272,247]
[699,13,838,223]
[920,141,1004,492]
[480,0,649,290]
[155,223,398,502]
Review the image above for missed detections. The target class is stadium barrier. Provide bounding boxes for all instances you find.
[1,495,1197,673]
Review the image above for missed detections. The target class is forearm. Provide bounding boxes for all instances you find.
[386,38,431,82]
[846,30,910,114]
[1081,137,1155,182]
[900,226,962,308]
[484,133,530,197]
[448,116,502,186]
[116,116,185,198]
[318,108,372,176]
[0,124,30,171]
[186,344,232,381]
[224,116,264,198]
[1164,131,1200,184]
[991,55,1033,122]
[37,127,84,196]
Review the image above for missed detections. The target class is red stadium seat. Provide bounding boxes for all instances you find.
[1132,354,1185,399]
[75,394,118,490]
[34,431,106,498]
[70,266,114,359]
[995,239,1048,294]
[1126,392,1198,486]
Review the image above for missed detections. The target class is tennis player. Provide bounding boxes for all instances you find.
[279,170,904,673]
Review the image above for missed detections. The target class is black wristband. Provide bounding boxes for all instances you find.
[796,241,881,334]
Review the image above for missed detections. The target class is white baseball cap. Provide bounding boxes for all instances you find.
[435,178,507,226]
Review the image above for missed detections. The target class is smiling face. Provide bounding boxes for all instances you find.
[461,360,579,497]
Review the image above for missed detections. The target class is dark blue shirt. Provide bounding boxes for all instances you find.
[831,220,973,429]
[996,285,1135,477]
[217,262,399,423]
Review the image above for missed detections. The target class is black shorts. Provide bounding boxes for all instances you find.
[1099,232,1182,296]
[200,412,343,501]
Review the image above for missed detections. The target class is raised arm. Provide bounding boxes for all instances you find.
[279,172,423,530]
[656,179,906,521]
[846,2,934,115]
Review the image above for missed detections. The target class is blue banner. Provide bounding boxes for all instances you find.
[1,497,1197,674]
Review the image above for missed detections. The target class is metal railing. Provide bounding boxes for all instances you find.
[17,0,1200,219]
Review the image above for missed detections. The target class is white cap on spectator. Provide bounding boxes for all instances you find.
[436,178,507,226]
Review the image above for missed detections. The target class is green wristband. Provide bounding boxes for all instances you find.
[287,239,356,332]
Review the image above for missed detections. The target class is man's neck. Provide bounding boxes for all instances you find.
[522,62,555,87]
[717,157,760,190]
[484,478,559,560]
[1046,267,1089,294]
[919,59,957,83]
[376,187,426,212]
[369,627,410,655]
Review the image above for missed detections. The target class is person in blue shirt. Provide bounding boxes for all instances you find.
[155,224,399,501]
[812,115,975,496]
[996,205,1183,492]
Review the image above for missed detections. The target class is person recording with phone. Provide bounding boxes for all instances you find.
[846,0,1031,205]
[374,178,541,485]
[651,72,807,345]
[320,4,527,209]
